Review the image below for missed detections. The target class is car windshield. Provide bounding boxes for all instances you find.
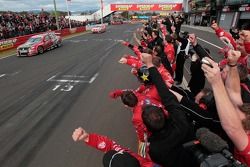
[27,37,42,43]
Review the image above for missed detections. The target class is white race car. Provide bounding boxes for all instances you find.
[91,25,106,33]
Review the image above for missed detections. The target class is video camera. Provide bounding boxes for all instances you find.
[183,128,247,167]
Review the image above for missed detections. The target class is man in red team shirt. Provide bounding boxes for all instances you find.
[201,50,250,166]
[72,127,158,167]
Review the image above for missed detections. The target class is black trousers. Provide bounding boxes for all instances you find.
[175,51,186,83]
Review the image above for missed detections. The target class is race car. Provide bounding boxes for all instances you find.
[111,20,123,25]
[17,32,62,57]
[91,25,106,33]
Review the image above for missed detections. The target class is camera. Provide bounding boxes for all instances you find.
[184,128,247,167]
[201,58,213,68]
[185,143,246,167]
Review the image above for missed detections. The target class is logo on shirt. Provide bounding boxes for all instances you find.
[144,99,151,105]
[98,141,106,149]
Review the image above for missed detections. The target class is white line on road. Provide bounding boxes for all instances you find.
[181,30,223,50]
[50,79,89,83]
[0,74,6,78]
[197,37,222,49]
[89,73,99,83]
[105,42,117,51]
[47,75,57,81]
[0,54,16,60]
[62,75,88,78]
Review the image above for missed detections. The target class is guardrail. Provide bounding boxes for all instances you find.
[0,26,86,52]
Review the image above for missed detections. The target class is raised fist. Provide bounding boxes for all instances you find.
[118,57,127,64]
[109,89,123,99]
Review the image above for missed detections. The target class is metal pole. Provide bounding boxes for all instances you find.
[53,0,60,30]
[66,0,72,29]
[100,0,104,25]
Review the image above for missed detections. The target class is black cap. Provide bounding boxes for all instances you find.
[103,150,140,167]
[137,66,152,85]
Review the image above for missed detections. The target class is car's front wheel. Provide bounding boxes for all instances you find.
[37,46,44,54]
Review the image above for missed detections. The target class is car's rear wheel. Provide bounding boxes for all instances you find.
[57,42,62,47]
[38,46,44,54]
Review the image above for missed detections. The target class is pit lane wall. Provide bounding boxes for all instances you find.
[0,26,86,52]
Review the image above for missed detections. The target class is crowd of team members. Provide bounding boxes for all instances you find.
[72,15,250,167]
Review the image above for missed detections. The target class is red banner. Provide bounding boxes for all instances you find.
[0,27,86,52]
[110,3,182,11]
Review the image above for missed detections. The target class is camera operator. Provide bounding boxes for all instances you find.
[141,53,197,167]
[201,50,250,166]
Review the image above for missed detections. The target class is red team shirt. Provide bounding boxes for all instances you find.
[85,133,156,167]
[132,92,165,142]
[234,135,250,166]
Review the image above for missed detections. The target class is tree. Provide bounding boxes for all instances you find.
[50,11,67,17]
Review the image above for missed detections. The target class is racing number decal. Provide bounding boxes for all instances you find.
[53,84,74,92]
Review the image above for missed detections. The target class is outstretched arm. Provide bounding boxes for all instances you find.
[201,58,248,151]
[225,50,243,106]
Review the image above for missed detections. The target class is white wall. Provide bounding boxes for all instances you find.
[66,15,93,22]
[66,5,113,22]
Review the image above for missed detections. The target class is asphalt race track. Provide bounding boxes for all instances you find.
[0,24,225,167]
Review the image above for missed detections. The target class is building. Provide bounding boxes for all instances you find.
[186,0,218,26]
[219,0,250,30]
[185,0,250,30]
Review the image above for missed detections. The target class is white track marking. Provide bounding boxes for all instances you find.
[197,37,222,49]
[62,75,88,78]
[47,75,57,81]
[49,79,89,83]
[89,73,99,83]
[0,74,6,78]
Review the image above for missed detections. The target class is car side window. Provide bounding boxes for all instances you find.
[45,35,50,41]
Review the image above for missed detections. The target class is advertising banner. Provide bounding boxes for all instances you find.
[110,3,182,11]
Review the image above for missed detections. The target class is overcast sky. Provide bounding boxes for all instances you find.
[0,0,183,12]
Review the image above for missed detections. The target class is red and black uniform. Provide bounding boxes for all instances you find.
[160,24,167,37]
[109,90,167,142]
[234,135,250,166]
[164,43,176,72]
[214,27,237,49]
[85,133,156,167]
[136,67,173,102]
[136,85,161,102]
[122,42,143,60]
[244,42,250,54]
[213,27,250,72]
[157,64,174,86]
[124,55,143,69]
[133,92,166,142]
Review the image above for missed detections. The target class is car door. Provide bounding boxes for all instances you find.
[43,35,52,50]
